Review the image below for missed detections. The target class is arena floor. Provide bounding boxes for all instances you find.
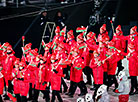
[2,79,138,102]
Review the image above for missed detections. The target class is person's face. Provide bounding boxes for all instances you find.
[45,47,49,51]
[58,12,61,17]
[40,60,44,64]
[87,36,91,40]
[100,29,104,34]
[15,64,19,68]
[67,34,71,38]
[94,53,98,58]
[36,57,40,62]
[42,12,47,17]
[116,30,120,33]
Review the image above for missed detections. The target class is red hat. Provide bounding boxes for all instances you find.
[100,24,106,31]
[2,42,10,48]
[14,58,20,65]
[87,32,95,38]
[55,26,60,34]
[51,53,56,60]
[34,48,38,52]
[77,33,83,40]
[45,42,52,48]
[76,26,86,33]
[60,26,66,36]
[116,25,122,31]
[7,45,13,51]
[130,26,137,33]
[128,42,135,49]
[67,30,74,36]
[25,43,32,48]
[19,61,26,67]
[108,41,115,46]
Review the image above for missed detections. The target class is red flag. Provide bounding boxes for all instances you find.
[22,36,25,42]
[41,39,46,48]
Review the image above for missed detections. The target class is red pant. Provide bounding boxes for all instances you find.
[0,78,4,95]
[119,94,129,102]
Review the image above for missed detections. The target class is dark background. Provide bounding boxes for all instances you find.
[0,0,138,57]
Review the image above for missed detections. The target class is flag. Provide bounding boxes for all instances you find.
[22,36,25,42]
[41,39,46,48]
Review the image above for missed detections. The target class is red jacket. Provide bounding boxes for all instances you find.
[98,46,108,72]
[35,64,47,90]
[127,51,138,76]
[89,57,104,84]
[49,62,64,91]
[70,56,85,83]
[15,68,30,96]
[12,68,20,94]
[86,39,97,51]
[2,54,16,81]
[0,66,4,95]
[112,35,126,52]
[27,60,38,87]
[106,51,121,75]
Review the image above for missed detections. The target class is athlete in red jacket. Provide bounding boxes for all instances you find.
[18,61,30,102]
[49,53,63,102]
[12,58,21,102]
[61,46,87,97]
[127,42,138,95]
[2,45,16,100]
[33,55,50,102]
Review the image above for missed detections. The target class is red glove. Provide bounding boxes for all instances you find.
[115,89,120,93]
[110,20,113,23]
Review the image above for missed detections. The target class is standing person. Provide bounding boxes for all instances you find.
[0,64,4,102]
[40,10,51,43]
[54,10,66,29]
[0,44,4,102]
[62,47,87,97]
[2,45,16,100]
[18,61,30,102]
[84,32,97,85]
[126,42,138,95]
[89,50,104,101]
[112,25,126,75]
[106,41,120,91]
[27,49,39,101]
[12,58,21,102]
[33,55,50,102]
[49,54,64,102]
